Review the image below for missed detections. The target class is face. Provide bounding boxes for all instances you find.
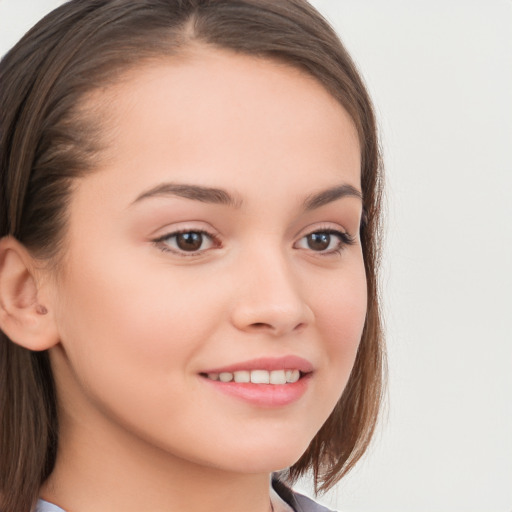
[48,48,366,475]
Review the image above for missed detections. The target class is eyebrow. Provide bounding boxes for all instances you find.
[132,183,242,208]
[303,184,363,210]
[131,182,362,210]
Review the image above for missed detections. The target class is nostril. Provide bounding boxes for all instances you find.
[232,299,313,335]
[249,321,307,333]
[251,322,270,329]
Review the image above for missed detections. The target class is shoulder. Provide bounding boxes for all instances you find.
[272,477,338,512]
[291,491,338,512]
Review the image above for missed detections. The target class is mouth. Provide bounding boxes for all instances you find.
[198,356,313,407]
[201,369,305,384]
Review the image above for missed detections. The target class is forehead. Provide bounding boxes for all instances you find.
[79,47,361,204]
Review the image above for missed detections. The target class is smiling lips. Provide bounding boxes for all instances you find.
[200,356,313,407]
[206,369,301,384]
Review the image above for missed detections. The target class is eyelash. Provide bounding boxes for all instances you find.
[153,229,221,256]
[152,228,355,257]
[295,229,356,256]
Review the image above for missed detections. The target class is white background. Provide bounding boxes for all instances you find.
[1,1,511,511]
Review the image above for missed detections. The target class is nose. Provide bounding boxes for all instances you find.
[229,253,314,336]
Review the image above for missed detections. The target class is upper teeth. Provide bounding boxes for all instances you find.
[207,369,300,384]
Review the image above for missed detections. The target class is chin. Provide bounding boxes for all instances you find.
[205,436,312,475]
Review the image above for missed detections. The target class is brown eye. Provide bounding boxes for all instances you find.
[155,230,217,254]
[306,233,331,251]
[295,229,355,254]
[175,232,204,252]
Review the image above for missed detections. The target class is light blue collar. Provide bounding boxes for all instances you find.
[35,499,66,512]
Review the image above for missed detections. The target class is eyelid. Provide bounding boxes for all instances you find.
[150,222,355,257]
[152,227,221,256]
[294,225,356,255]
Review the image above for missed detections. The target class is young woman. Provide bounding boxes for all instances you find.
[0,1,385,511]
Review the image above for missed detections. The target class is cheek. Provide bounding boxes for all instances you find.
[52,253,223,446]
[53,248,220,389]
[315,260,367,382]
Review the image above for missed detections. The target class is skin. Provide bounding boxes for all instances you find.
[36,48,367,512]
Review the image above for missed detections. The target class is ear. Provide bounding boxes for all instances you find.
[0,236,59,351]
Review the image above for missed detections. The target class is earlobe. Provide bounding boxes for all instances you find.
[0,236,59,351]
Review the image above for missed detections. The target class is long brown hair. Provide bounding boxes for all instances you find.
[0,1,385,511]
